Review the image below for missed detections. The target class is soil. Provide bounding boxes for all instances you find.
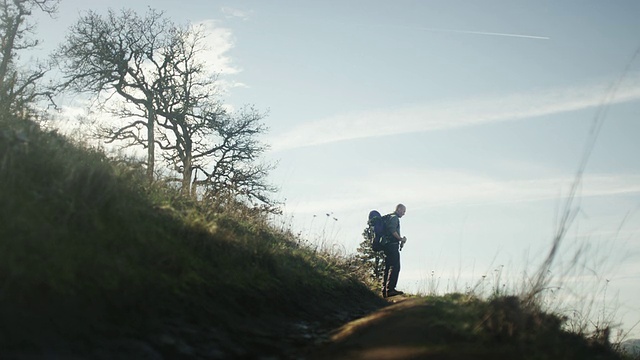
[303,296,447,360]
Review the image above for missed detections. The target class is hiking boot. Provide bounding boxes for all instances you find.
[386,289,404,297]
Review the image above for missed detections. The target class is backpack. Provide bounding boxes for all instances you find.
[367,210,390,252]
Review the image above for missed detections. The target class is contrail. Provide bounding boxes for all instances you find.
[333,21,550,40]
[421,27,550,40]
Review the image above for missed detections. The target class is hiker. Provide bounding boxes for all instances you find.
[382,203,407,298]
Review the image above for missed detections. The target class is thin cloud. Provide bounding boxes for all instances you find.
[268,74,640,152]
[221,6,251,20]
[285,171,640,215]
[193,20,240,76]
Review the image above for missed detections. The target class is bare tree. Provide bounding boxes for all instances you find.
[193,106,277,208]
[0,0,58,116]
[55,8,277,207]
[152,24,223,195]
[54,8,170,182]
[152,24,276,205]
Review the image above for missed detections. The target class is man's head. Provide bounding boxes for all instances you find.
[395,204,406,218]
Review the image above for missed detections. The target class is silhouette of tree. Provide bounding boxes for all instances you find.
[0,0,58,116]
[54,8,276,207]
[54,8,170,182]
[356,226,384,287]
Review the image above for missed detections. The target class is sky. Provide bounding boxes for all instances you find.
[29,0,640,339]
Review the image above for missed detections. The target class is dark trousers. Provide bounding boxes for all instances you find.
[383,242,401,292]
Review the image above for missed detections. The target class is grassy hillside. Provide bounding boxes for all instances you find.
[0,113,633,359]
[0,114,385,358]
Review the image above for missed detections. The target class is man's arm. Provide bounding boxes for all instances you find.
[389,216,405,242]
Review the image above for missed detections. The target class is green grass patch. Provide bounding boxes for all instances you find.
[0,115,383,354]
[322,293,625,359]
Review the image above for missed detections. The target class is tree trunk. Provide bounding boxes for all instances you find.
[0,9,22,111]
[182,154,192,196]
[146,104,155,182]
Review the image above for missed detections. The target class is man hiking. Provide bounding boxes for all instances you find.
[382,204,407,298]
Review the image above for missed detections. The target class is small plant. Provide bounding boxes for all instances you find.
[354,225,385,290]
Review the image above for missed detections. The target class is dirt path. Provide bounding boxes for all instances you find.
[307,296,455,360]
